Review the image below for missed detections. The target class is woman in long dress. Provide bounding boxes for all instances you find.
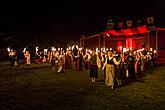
[102,51,121,89]
[65,50,73,70]
[119,53,127,83]
[134,52,140,74]
[126,52,135,79]
[84,51,91,70]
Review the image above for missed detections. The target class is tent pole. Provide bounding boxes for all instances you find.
[148,31,150,50]
[156,30,158,58]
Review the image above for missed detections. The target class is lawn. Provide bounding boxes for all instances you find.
[0,61,165,110]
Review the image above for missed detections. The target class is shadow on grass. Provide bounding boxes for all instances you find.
[88,70,150,89]
[114,66,161,89]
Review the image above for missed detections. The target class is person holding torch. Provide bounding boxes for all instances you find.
[102,51,121,89]
[23,48,31,65]
[90,50,101,83]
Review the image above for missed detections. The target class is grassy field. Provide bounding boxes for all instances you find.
[0,61,165,110]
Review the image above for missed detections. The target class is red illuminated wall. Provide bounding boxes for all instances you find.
[126,38,132,50]
[158,30,165,50]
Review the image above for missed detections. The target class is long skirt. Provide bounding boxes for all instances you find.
[105,64,115,86]
[65,59,72,69]
[90,65,98,79]
[120,65,126,81]
[135,61,138,74]
[128,64,135,79]
[84,60,90,70]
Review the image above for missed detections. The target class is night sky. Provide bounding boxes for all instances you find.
[0,1,164,42]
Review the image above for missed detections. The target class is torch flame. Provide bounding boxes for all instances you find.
[7,47,10,52]
[23,48,26,53]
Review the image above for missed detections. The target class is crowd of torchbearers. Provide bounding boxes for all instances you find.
[7,45,157,89]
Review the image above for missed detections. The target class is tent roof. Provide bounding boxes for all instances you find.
[84,26,165,40]
[105,25,148,36]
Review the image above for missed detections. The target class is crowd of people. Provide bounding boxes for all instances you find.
[7,46,157,89]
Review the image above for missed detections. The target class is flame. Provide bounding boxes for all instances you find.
[51,47,55,51]
[150,48,153,51]
[44,49,48,53]
[76,45,78,49]
[123,48,126,53]
[7,47,10,52]
[89,50,92,54]
[23,48,26,53]
[154,50,156,53]
[79,48,82,51]
[36,47,38,52]
[72,45,75,50]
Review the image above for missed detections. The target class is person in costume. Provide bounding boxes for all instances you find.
[119,53,127,83]
[24,50,31,65]
[51,51,56,72]
[47,51,52,63]
[8,49,17,66]
[13,50,18,66]
[142,53,148,72]
[97,51,102,74]
[34,51,41,64]
[126,52,135,79]
[73,45,79,70]
[58,51,65,73]
[102,51,121,89]
[140,52,144,72]
[146,52,152,70]
[61,50,66,72]
[42,49,47,63]
[76,51,83,71]
[77,51,83,71]
[55,51,60,72]
[101,51,107,80]
[114,52,122,85]
[65,50,73,70]
[134,52,140,74]
[151,50,157,67]
[51,51,60,72]
[84,51,91,70]
[89,50,101,83]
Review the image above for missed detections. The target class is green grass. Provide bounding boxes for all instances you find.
[0,61,165,110]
